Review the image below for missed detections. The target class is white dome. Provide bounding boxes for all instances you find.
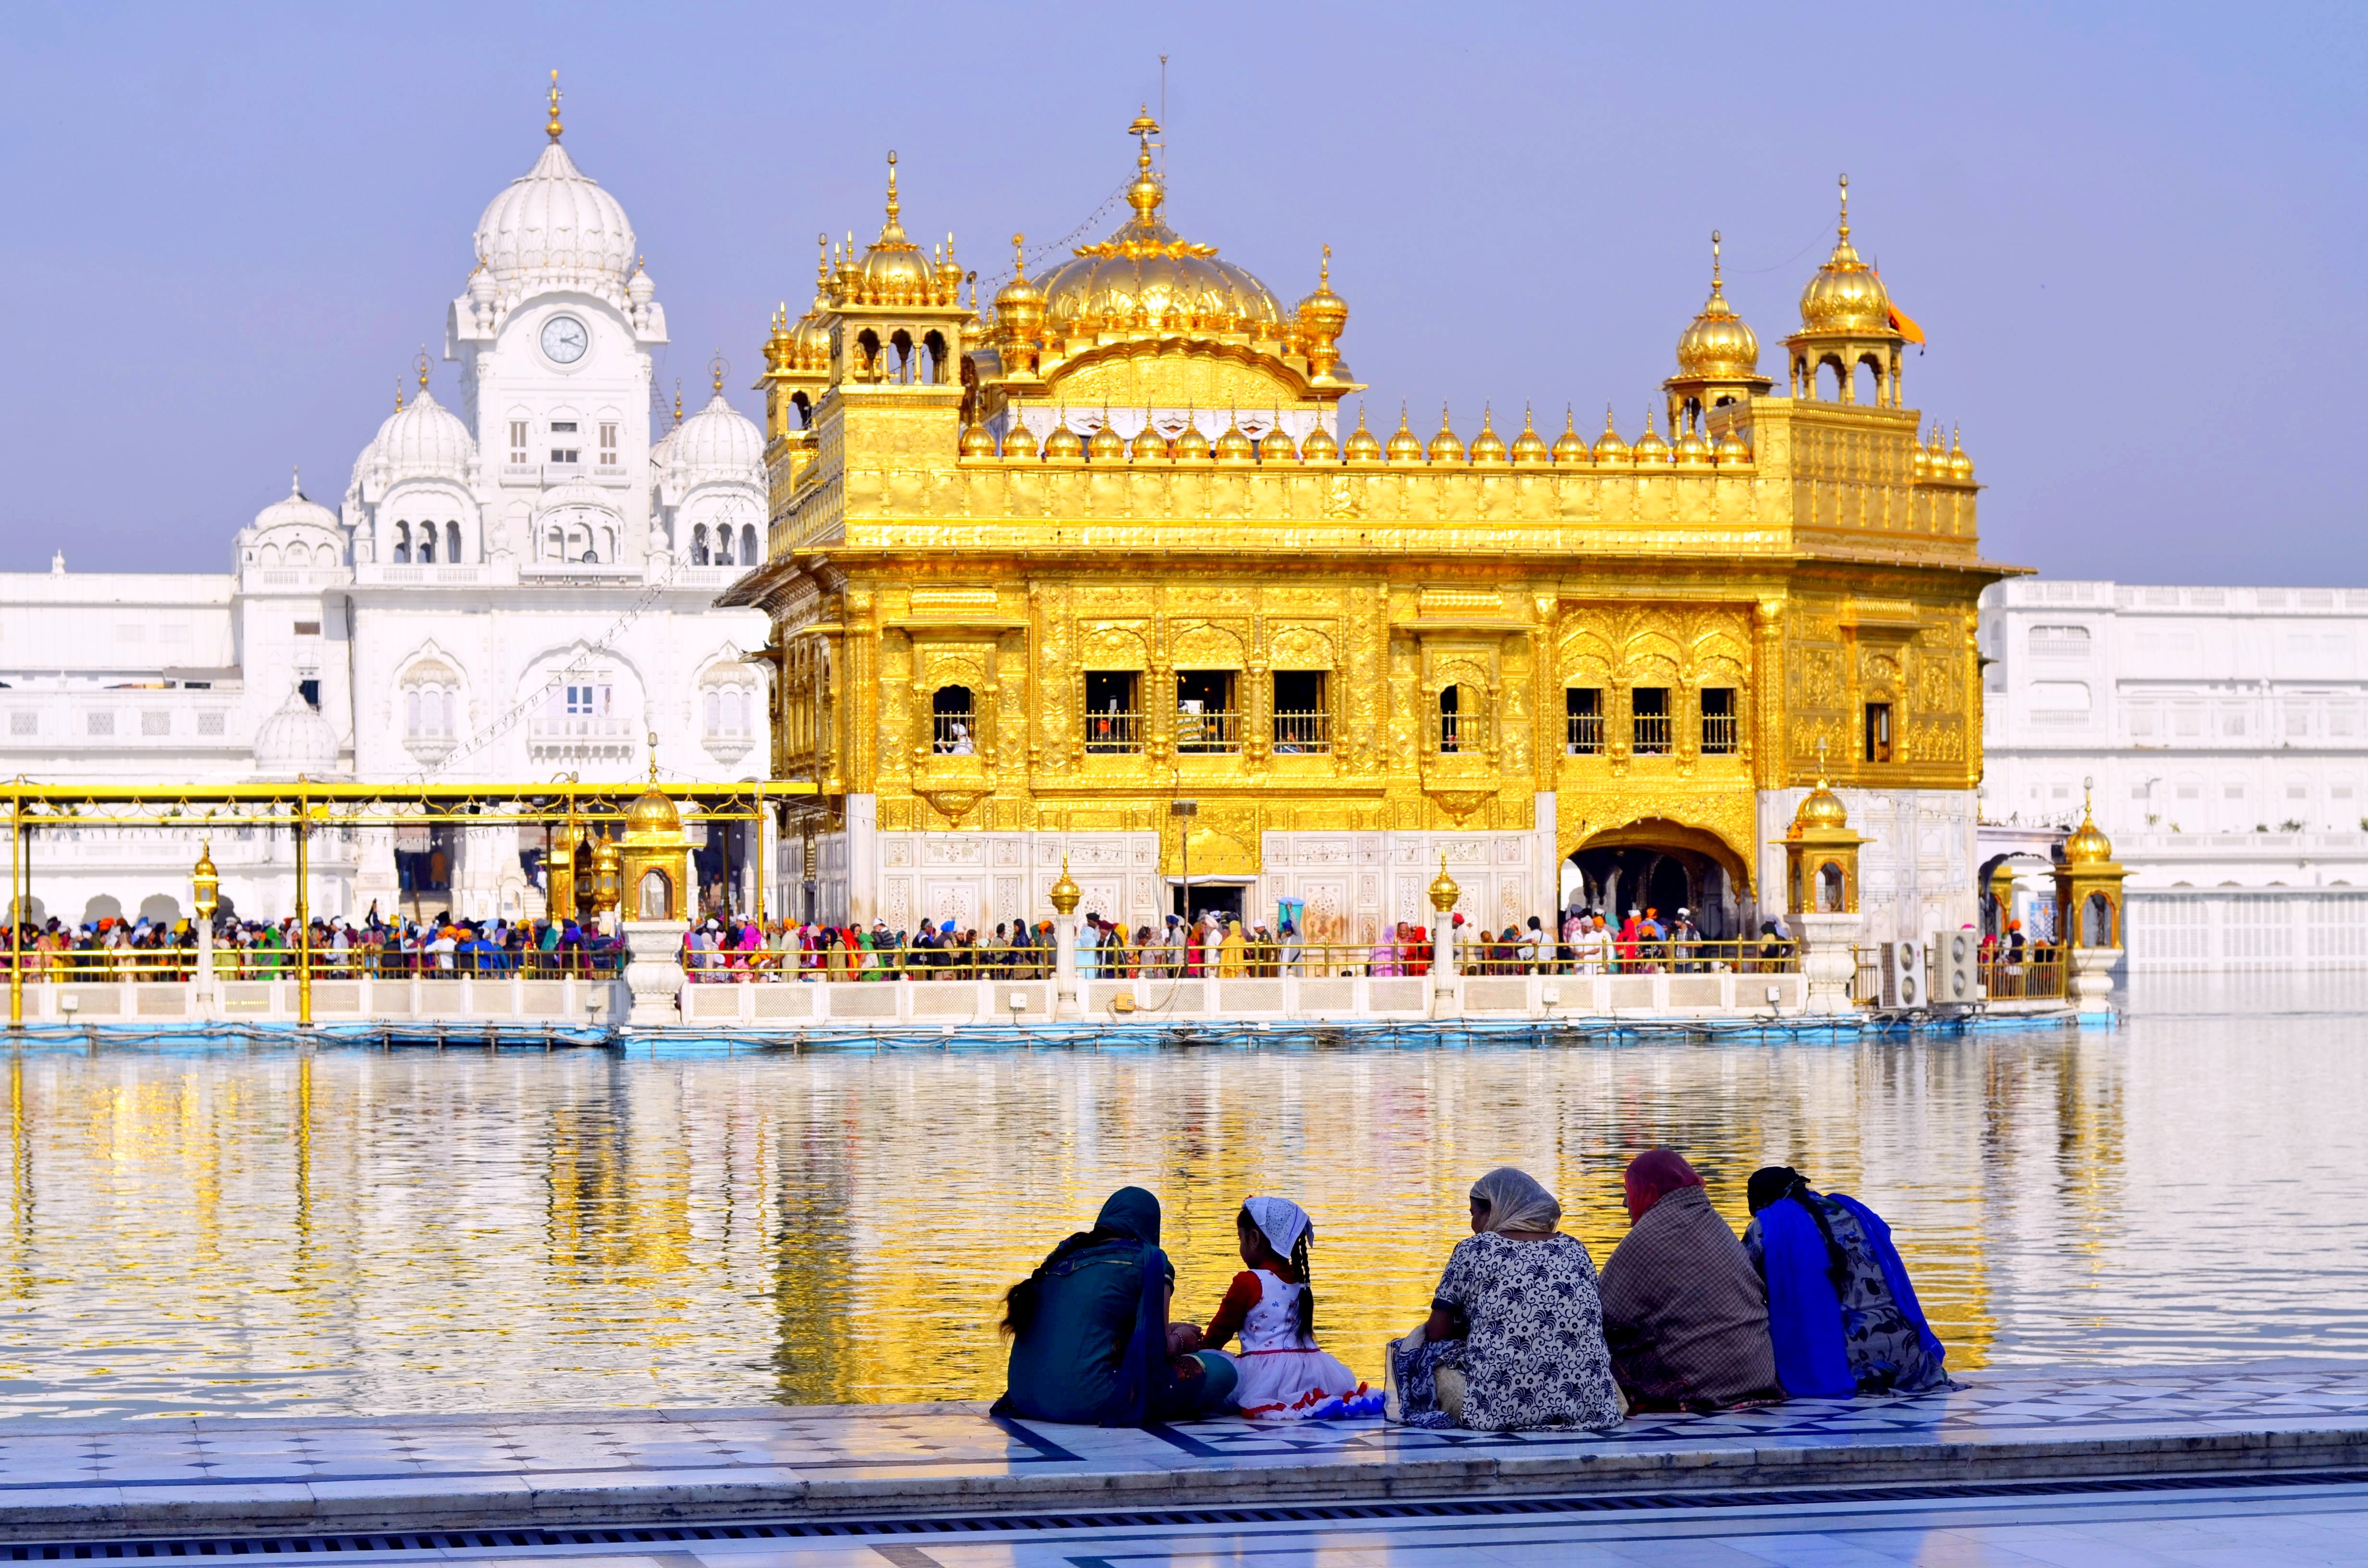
[254,471,338,533]
[356,389,478,490]
[252,687,340,777]
[474,142,636,296]
[670,392,765,480]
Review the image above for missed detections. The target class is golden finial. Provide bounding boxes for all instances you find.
[1711,229,1723,287]
[414,346,431,392]
[672,380,683,424]
[709,349,728,394]
[884,149,900,221]
[1320,244,1332,286]
[647,730,661,783]
[1603,402,1616,432]
[1837,172,1850,240]
[814,232,829,288]
[545,70,563,142]
[1128,103,1160,144]
[394,377,404,413]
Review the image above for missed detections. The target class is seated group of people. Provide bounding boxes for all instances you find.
[996,1157,1949,1432]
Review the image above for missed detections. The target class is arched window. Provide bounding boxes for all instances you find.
[856,328,881,378]
[716,527,735,567]
[638,868,672,920]
[543,526,561,560]
[890,328,914,383]
[599,527,615,561]
[922,330,949,385]
[445,521,462,563]
[740,523,758,564]
[418,527,435,564]
[932,685,975,753]
[1817,861,1846,913]
[2081,891,2115,947]
[691,524,710,565]
[1438,684,1464,753]
[393,522,411,564]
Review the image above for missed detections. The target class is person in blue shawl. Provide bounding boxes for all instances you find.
[1742,1166,1951,1398]
[994,1187,1239,1425]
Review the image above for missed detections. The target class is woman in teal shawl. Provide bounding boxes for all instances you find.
[1743,1166,1949,1398]
[995,1187,1237,1425]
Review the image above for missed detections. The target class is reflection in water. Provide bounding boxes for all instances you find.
[0,1012,2363,1421]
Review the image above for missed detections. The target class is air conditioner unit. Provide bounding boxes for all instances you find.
[1881,940,1924,1009]
[1935,928,1981,1007]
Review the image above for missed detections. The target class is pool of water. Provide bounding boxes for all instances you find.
[1,976,2364,1421]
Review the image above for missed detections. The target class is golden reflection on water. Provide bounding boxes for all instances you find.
[0,1010,2363,1420]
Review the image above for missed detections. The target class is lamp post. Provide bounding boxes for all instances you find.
[192,840,219,1012]
[1429,854,1462,1018]
[1049,855,1082,1019]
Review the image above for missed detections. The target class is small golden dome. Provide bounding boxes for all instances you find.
[1676,231,1762,379]
[1088,418,1126,462]
[1673,422,1713,466]
[1385,404,1425,464]
[1427,404,1466,464]
[1910,435,1931,481]
[627,781,682,838]
[1792,780,1849,833]
[1130,414,1170,461]
[959,419,998,457]
[1552,406,1591,465]
[1716,429,1751,465]
[994,232,1046,343]
[1215,414,1257,463]
[1260,419,1298,463]
[1343,406,1382,464]
[592,829,621,871]
[1632,410,1673,466]
[1301,418,1340,462]
[1591,407,1630,465]
[1174,421,1212,460]
[1948,426,1974,482]
[1048,854,1082,915]
[1509,406,1551,465]
[2063,799,2113,865]
[1799,176,1893,333]
[1427,853,1461,914]
[1295,247,1349,353]
[1045,421,1085,460]
[1001,408,1039,460]
[1469,406,1509,465]
[852,153,938,305]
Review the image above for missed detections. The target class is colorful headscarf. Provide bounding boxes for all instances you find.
[1623,1148,1705,1223]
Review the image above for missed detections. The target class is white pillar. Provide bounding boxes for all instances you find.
[2069,944,2119,1018]
[1795,910,1863,1015]
[619,919,686,1026]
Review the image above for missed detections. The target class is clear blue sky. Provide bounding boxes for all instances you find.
[0,2,2358,583]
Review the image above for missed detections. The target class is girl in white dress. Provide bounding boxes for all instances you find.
[1198,1196,1364,1420]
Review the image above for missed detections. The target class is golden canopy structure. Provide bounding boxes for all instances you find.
[727,121,2016,948]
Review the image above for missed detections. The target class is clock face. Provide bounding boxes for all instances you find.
[540,314,589,365]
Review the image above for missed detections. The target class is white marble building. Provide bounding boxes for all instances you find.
[0,113,771,930]
[1980,577,2368,967]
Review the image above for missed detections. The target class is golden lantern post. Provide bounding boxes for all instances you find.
[1048,855,1082,1019]
[2051,781,2129,1021]
[8,784,21,1028]
[1428,854,1461,1018]
[192,840,220,1014]
[1775,765,1868,1015]
[294,785,312,1026]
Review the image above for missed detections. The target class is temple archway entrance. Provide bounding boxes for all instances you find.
[1561,819,1751,941]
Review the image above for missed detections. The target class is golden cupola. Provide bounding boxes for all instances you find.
[848,153,938,306]
[2063,801,2113,866]
[1468,406,1509,465]
[809,153,975,394]
[755,236,837,442]
[993,233,1048,363]
[1631,410,1672,466]
[1300,417,1340,462]
[1664,230,1773,434]
[1510,406,1551,465]
[1784,175,1909,408]
[1295,246,1350,382]
[1591,406,1630,465]
[1385,404,1425,464]
[1343,405,1383,464]
[1552,407,1591,465]
[1427,405,1466,464]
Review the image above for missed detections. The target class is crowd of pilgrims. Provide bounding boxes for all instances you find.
[681,904,1799,981]
[3,904,625,978]
[995,1159,1949,1430]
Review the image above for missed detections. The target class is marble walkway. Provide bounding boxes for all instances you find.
[0,1363,2364,1543]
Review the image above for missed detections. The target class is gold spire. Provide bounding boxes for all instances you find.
[1838,172,1850,241]
[414,346,431,392]
[673,380,683,424]
[394,377,403,413]
[545,70,563,142]
[885,149,901,226]
[709,349,727,395]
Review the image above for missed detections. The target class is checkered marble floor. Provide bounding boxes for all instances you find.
[0,1362,2362,1539]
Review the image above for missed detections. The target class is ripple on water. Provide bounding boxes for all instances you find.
[0,994,2363,1420]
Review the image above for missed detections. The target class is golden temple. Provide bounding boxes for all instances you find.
[727,118,2015,945]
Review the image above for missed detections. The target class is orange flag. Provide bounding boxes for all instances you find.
[1874,269,1926,344]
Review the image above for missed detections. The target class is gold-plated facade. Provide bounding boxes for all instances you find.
[728,120,2014,933]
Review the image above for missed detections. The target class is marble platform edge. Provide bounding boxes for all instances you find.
[9,1361,2368,1436]
[3,1421,2367,1543]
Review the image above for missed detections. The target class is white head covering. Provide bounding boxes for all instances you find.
[1242,1195,1312,1258]
[1468,1166,1562,1234]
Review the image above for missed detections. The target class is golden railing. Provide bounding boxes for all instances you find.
[688,936,1800,981]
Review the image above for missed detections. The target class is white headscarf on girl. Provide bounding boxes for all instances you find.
[1243,1195,1312,1259]
[1469,1165,1562,1234]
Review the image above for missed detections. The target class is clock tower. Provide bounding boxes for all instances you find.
[445,74,670,570]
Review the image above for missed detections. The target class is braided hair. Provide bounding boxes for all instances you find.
[1239,1203,1320,1345]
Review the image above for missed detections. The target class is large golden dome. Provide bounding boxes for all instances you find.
[1798,176,1891,332]
[1033,122,1285,340]
[1676,232,1761,379]
[845,152,941,306]
[627,780,683,838]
